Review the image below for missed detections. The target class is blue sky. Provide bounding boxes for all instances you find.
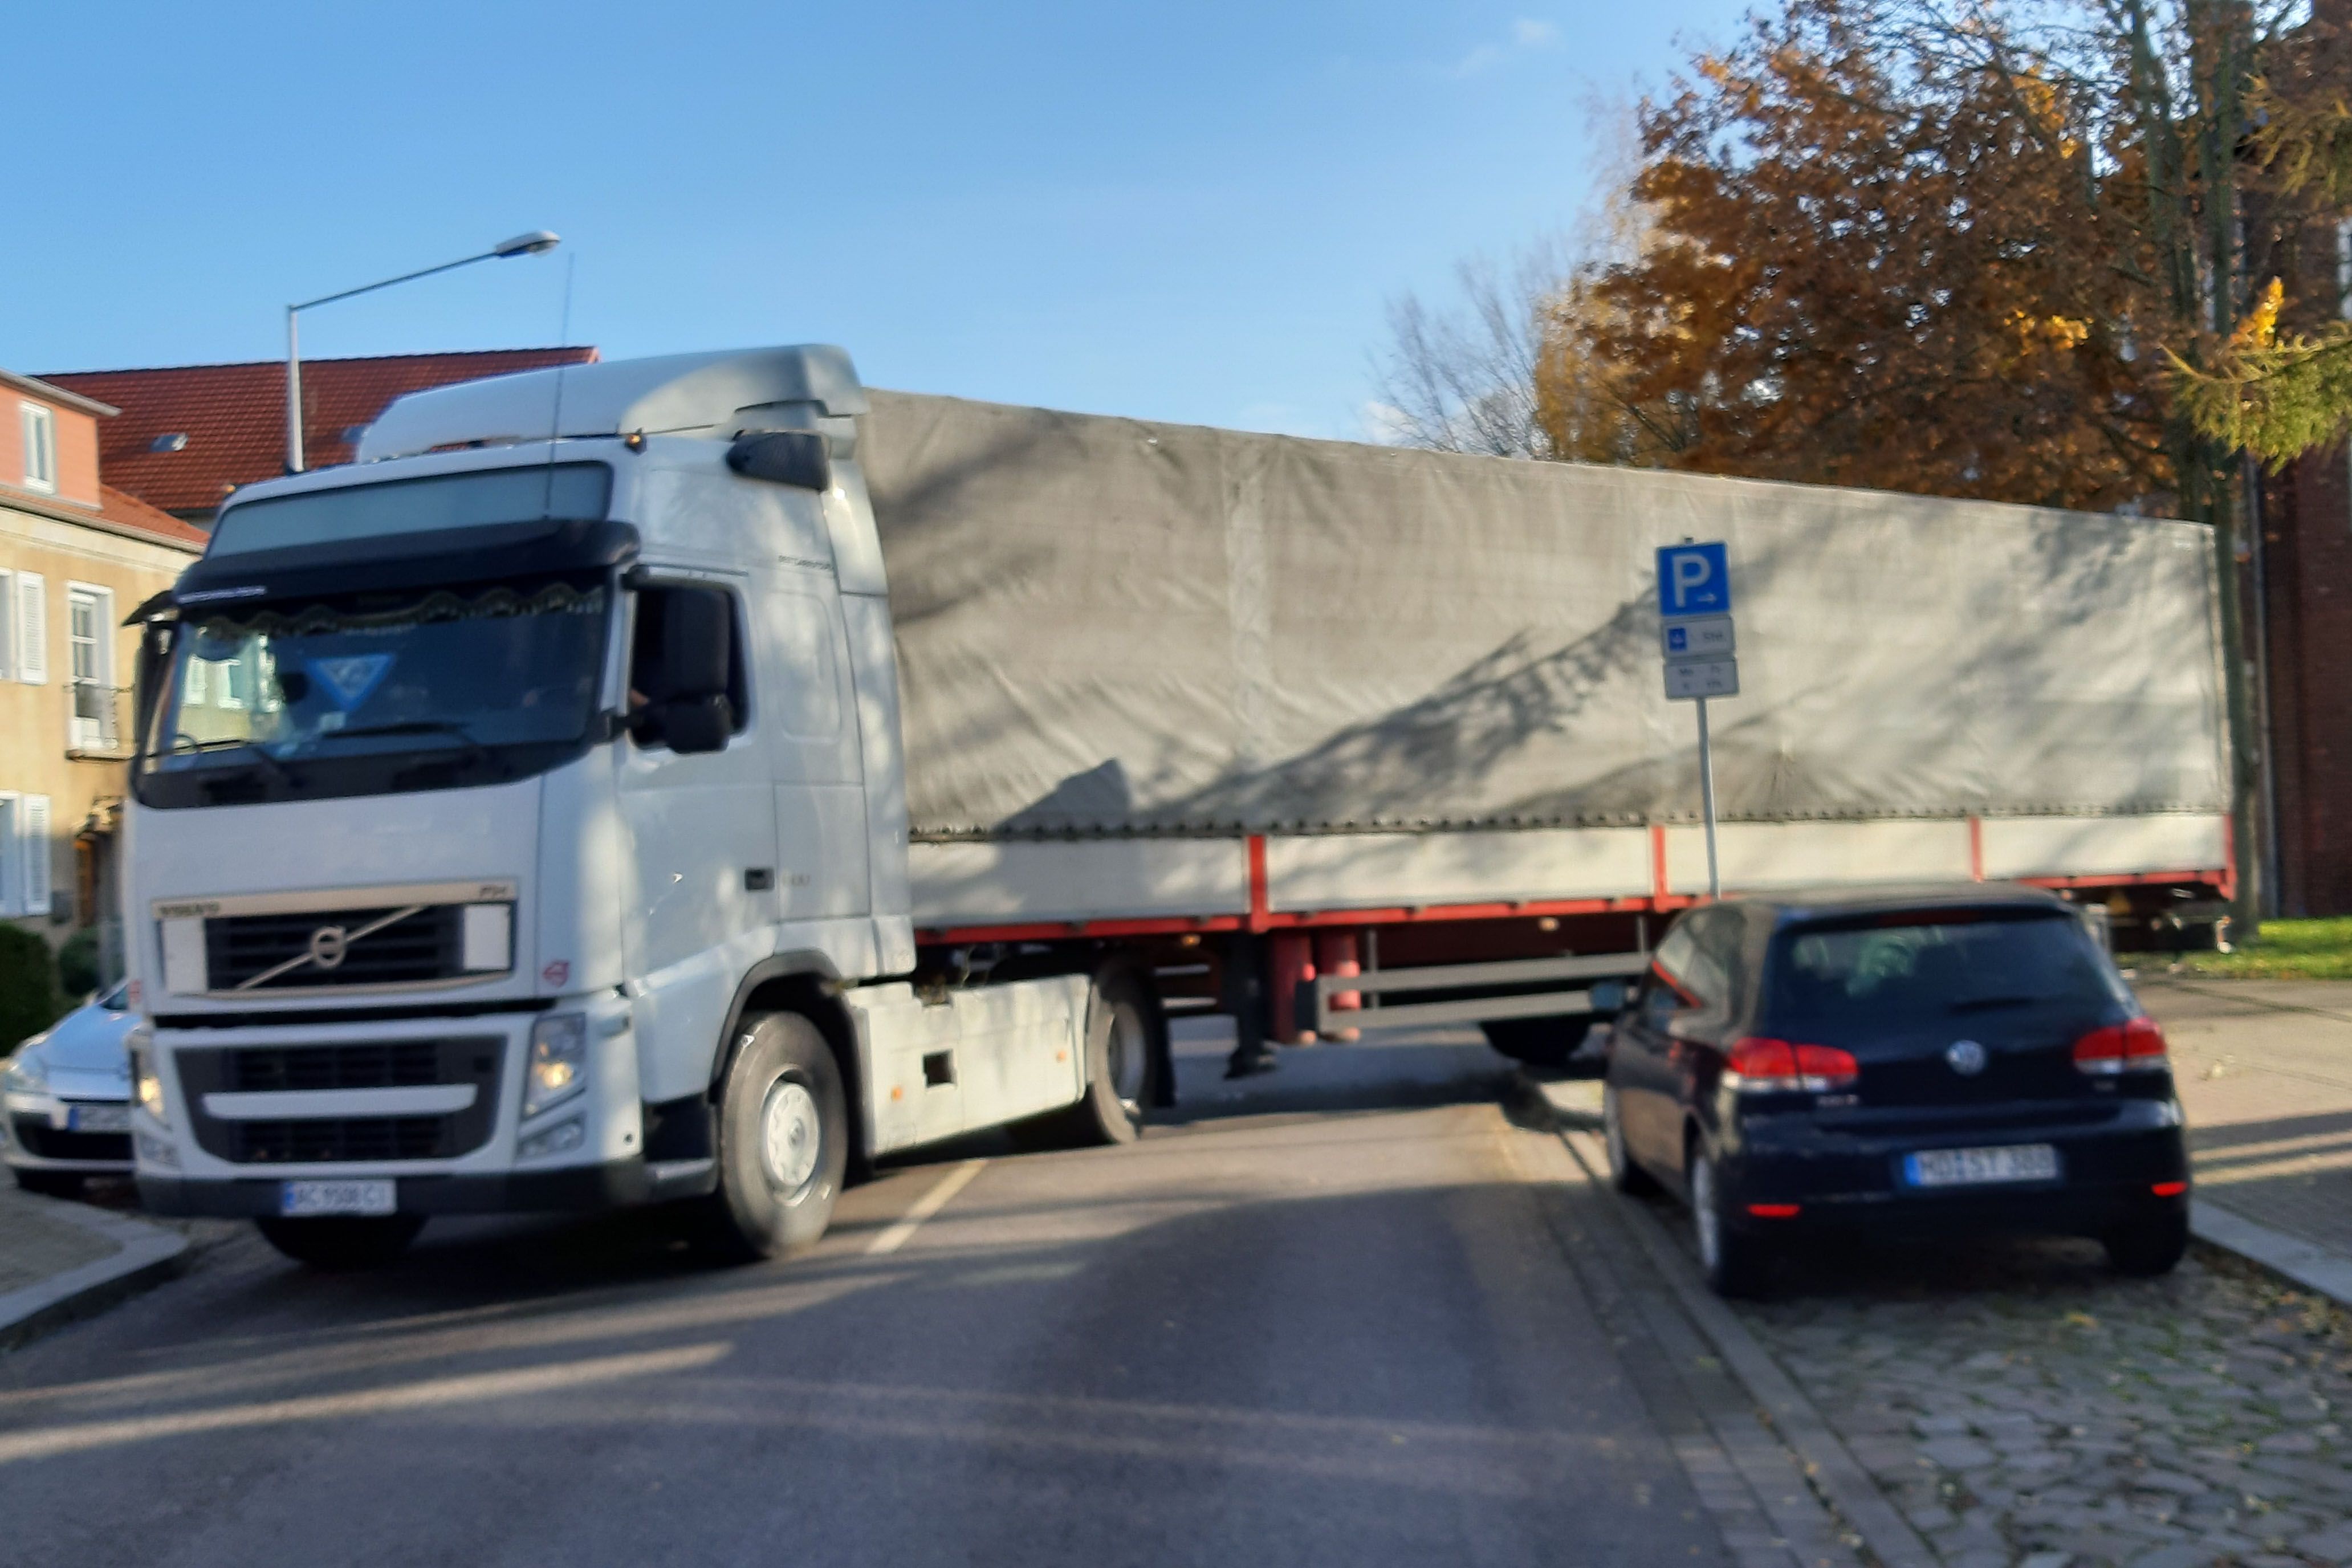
[13,2,1745,439]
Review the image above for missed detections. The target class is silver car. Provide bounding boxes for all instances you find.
[3,981,137,1196]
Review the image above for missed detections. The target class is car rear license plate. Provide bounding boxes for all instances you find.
[1903,1144,2060,1188]
[279,1179,396,1217]
[66,1104,130,1133]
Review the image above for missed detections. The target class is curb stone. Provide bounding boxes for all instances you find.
[1511,1070,1940,1568]
[0,1193,188,1354]
[2189,1198,2352,1311]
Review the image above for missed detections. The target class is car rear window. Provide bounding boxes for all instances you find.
[1765,910,2129,1031]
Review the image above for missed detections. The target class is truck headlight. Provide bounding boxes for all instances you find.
[128,1028,166,1125]
[524,1014,588,1119]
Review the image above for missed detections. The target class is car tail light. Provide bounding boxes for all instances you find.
[2151,1180,2188,1198]
[2072,1016,2168,1076]
[1726,1037,1859,1093]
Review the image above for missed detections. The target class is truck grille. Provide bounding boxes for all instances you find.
[177,1037,503,1165]
[231,1118,449,1163]
[204,905,471,991]
[227,1041,447,1092]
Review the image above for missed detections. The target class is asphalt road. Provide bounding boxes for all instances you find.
[0,1028,1740,1568]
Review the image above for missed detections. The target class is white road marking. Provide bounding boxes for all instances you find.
[864,1158,988,1256]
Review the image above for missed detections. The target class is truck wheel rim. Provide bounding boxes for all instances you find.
[759,1079,823,1197]
[1693,1153,1721,1272]
[1109,1003,1148,1114]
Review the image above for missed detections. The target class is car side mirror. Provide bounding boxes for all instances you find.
[657,694,733,755]
[726,430,832,491]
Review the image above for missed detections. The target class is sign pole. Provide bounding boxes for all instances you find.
[1695,695,1720,901]
[1656,540,1734,905]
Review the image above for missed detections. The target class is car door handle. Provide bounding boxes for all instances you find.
[744,868,774,891]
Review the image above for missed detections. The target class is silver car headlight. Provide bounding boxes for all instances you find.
[5,1046,48,1094]
[523,1014,588,1119]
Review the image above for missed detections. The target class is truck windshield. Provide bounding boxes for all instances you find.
[142,577,608,783]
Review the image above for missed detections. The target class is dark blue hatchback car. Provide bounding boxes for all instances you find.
[1601,885,2190,1296]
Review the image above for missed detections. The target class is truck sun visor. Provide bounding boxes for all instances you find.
[175,518,640,607]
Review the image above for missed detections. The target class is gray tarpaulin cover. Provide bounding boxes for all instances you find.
[860,390,2226,840]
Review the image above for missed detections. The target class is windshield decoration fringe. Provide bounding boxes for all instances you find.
[194,582,605,642]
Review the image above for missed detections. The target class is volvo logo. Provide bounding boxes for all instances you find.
[307,926,350,971]
[1946,1038,1988,1076]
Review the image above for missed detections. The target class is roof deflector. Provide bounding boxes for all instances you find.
[355,346,868,462]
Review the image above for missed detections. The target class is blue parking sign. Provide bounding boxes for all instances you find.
[1657,542,1731,617]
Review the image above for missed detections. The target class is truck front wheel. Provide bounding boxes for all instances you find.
[690,1011,848,1264]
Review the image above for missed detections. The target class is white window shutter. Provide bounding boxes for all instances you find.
[0,569,13,683]
[17,572,47,684]
[20,795,49,916]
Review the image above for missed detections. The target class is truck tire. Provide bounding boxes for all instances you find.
[690,1011,848,1264]
[1016,960,1163,1148]
[254,1215,426,1270]
[1480,1015,1595,1071]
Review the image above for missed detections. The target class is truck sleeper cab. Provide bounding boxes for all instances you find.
[127,348,1162,1267]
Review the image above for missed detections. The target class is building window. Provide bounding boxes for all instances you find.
[0,793,51,917]
[19,402,56,492]
[67,584,116,751]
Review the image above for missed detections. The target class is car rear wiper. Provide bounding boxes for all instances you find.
[321,720,491,764]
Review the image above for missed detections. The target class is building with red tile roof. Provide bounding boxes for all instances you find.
[42,347,597,525]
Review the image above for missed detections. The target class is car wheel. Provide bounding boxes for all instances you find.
[689,1011,848,1264]
[1689,1143,1769,1298]
[1602,1084,1659,1195]
[13,1168,86,1199]
[2104,1209,2189,1277]
[254,1215,426,1269]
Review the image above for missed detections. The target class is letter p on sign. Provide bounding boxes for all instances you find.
[1657,542,1731,618]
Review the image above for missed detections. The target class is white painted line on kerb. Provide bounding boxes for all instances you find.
[865,1159,988,1256]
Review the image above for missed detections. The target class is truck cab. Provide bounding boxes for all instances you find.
[127,347,1152,1266]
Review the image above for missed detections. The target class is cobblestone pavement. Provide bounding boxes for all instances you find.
[1729,1234,2352,1568]
[2139,980,2352,1260]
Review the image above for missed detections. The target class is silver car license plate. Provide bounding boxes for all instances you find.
[279,1179,396,1217]
[1904,1144,2060,1188]
[66,1104,131,1133]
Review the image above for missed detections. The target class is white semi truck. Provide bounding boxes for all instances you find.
[124,347,2232,1266]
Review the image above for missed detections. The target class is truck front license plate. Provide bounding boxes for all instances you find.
[1903,1144,2060,1188]
[279,1179,396,1217]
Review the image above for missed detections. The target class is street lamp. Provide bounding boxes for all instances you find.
[284,230,561,473]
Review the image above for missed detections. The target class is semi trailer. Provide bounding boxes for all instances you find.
[121,346,2232,1265]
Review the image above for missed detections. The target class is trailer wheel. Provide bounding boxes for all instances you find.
[689,1011,848,1264]
[255,1215,426,1270]
[1480,1016,1596,1072]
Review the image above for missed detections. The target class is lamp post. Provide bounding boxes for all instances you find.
[284,230,560,473]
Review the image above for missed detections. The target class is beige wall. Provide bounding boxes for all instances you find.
[1,502,196,947]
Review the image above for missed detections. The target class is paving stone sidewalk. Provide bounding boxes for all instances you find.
[0,1182,194,1350]
[2139,979,2352,1264]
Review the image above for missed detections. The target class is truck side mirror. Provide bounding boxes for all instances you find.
[661,587,733,700]
[726,430,832,491]
[657,694,733,755]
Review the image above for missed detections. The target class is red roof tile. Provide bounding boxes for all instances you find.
[98,484,208,549]
[42,348,597,515]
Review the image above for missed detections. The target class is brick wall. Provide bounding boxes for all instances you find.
[2261,447,2352,914]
